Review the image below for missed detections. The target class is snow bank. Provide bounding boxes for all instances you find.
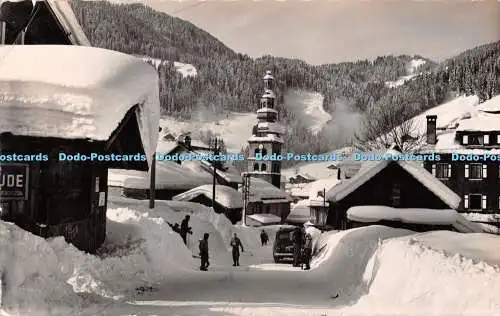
[0,221,84,316]
[108,197,234,257]
[353,231,500,315]
[0,45,160,166]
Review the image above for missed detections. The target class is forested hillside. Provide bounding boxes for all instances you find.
[70,0,499,160]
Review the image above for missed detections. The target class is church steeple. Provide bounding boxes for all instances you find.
[245,70,285,188]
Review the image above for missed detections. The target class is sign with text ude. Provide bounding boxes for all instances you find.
[0,164,29,200]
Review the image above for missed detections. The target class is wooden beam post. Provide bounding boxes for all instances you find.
[149,152,156,209]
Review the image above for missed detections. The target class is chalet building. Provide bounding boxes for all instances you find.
[289,174,316,184]
[0,0,90,45]
[243,177,292,224]
[325,149,461,230]
[419,98,500,224]
[172,185,243,224]
[0,45,160,253]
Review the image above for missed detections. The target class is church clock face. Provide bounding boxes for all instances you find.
[259,144,264,150]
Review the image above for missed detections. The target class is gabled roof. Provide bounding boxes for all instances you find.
[326,149,461,209]
[44,0,91,45]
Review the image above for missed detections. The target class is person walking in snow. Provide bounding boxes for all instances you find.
[292,227,304,267]
[230,233,244,266]
[199,233,210,271]
[180,215,193,245]
[302,232,313,270]
[260,230,269,246]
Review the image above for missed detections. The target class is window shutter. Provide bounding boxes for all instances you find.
[464,195,469,208]
[465,164,469,178]
[482,195,487,209]
[463,135,468,144]
[482,164,488,178]
[431,164,436,176]
[447,164,452,178]
[484,134,490,144]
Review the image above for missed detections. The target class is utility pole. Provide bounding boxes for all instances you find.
[242,172,250,226]
[211,137,219,208]
[149,127,161,209]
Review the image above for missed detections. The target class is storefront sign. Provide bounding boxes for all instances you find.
[0,164,29,200]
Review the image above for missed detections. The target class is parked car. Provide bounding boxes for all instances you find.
[273,227,296,263]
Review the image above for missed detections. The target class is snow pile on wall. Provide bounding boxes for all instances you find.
[108,197,234,256]
[0,221,84,316]
[353,232,500,315]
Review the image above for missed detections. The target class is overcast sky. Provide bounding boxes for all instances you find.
[144,0,500,65]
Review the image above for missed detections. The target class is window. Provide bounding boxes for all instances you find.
[463,135,468,144]
[465,163,486,179]
[261,148,268,156]
[261,163,267,171]
[432,163,451,178]
[484,134,490,145]
[497,135,500,144]
[254,149,259,157]
[253,163,259,171]
[391,182,401,207]
[464,194,486,210]
[469,135,483,145]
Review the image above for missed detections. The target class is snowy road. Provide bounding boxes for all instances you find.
[78,226,412,316]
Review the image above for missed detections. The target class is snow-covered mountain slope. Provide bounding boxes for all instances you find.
[139,56,197,78]
[284,90,331,134]
[385,58,426,88]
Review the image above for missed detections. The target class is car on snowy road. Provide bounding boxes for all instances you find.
[273,227,296,263]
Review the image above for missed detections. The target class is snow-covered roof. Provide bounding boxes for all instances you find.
[326,149,461,209]
[247,214,282,225]
[172,184,243,209]
[286,200,312,224]
[257,108,278,114]
[0,45,160,166]
[43,0,91,46]
[456,113,500,132]
[245,177,292,203]
[347,205,484,233]
[109,161,212,190]
[257,122,285,135]
[247,134,283,143]
[475,95,500,113]
[307,178,341,201]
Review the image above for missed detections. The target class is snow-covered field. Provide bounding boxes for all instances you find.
[2,196,500,316]
[160,113,256,153]
[385,58,426,88]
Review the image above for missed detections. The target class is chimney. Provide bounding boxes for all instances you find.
[426,115,437,145]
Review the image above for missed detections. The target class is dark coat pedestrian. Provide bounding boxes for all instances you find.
[292,227,304,267]
[180,215,193,245]
[260,230,269,246]
[230,233,244,266]
[303,232,313,270]
[199,233,210,271]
